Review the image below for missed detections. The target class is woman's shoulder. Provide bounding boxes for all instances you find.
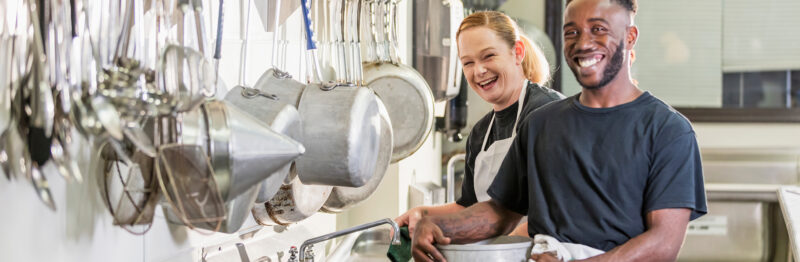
[523,83,567,113]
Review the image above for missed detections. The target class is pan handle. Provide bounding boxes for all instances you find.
[300,0,317,51]
[214,0,224,61]
[300,0,329,88]
[270,0,282,70]
[208,0,224,97]
[238,0,252,87]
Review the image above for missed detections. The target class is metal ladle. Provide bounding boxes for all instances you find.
[157,0,216,113]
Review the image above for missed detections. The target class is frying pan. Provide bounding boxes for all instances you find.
[363,0,433,162]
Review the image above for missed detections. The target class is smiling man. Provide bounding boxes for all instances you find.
[411,0,707,261]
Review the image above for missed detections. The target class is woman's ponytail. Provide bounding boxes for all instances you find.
[519,35,550,85]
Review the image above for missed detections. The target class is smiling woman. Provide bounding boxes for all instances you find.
[394,10,565,243]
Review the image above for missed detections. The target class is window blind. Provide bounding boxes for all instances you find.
[722,0,800,72]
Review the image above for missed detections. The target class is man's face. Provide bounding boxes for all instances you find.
[563,0,633,90]
[458,26,523,107]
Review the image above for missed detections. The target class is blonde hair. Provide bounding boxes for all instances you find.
[456,11,550,86]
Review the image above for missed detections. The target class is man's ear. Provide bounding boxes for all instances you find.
[626,25,639,50]
[515,40,525,65]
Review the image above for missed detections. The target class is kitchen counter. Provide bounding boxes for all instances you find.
[777,186,800,261]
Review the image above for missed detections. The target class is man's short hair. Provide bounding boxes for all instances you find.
[566,0,638,14]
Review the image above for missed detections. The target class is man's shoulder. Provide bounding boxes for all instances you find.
[526,92,575,119]
[641,93,695,134]
[524,84,567,112]
[518,93,575,133]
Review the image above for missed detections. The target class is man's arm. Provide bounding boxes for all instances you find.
[412,200,523,262]
[434,200,523,243]
[394,202,466,238]
[532,208,691,262]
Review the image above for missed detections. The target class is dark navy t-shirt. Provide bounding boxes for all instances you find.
[488,91,707,251]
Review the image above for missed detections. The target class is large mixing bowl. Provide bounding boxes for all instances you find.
[436,236,533,262]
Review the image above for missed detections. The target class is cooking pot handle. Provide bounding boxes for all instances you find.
[301,0,331,88]
[214,0,224,61]
[207,0,224,97]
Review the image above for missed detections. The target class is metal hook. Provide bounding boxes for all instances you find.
[240,87,279,100]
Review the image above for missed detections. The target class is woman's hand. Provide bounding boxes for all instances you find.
[394,206,427,238]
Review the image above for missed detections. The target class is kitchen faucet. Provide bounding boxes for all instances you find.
[446,153,466,203]
[297,218,402,262]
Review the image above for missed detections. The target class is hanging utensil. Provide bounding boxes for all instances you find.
[157,0,216,114]
[292,0,388,188]
[168,98,305,203]
[224,0,304,204]
[158,143,226,231]
[363,0,433,162]
[163,98,304,232]
[157,116,261,234]
[320,0,393,213]
[212,0,227,98]
[13,0,58,210]
[95,138,160,233]
[252,0,336,225]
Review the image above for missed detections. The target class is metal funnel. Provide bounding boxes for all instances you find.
[224,70,305,203]
[204,101,305,202]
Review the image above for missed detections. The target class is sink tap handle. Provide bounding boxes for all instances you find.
[288,246,298,262]
[303,244,315,262]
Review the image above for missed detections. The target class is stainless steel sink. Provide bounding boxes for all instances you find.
[327,227,395,262]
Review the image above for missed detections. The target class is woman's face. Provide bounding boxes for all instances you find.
[458,26,524,110]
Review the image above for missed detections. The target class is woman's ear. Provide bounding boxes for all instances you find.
[515,40,525,65]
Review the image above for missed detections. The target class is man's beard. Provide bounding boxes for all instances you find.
[572,40,625,90]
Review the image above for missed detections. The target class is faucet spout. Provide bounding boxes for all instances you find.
[446,153,466,203]
[299,218,401,261]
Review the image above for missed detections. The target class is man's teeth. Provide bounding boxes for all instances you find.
[479,77,497,86]
[579,57,600,68]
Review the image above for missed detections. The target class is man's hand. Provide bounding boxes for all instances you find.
[395,207,425,238]
[530,253,561,262]
[412,217,451,262]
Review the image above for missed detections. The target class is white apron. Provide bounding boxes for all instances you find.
[473,83,527,202]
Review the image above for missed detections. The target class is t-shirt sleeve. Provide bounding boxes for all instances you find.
[486,120,531,215]
[644,131,708,220]
[456,134,479,207]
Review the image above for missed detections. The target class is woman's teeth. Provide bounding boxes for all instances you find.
[479,77,498,87]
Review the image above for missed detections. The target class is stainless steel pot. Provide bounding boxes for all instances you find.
[321,98,392,212]
[252,163,332,226]
[363,0,434,162]
[293,0,386,187]
[251,0,334,225]
[437,235,533,262]
[319,0,394,213]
